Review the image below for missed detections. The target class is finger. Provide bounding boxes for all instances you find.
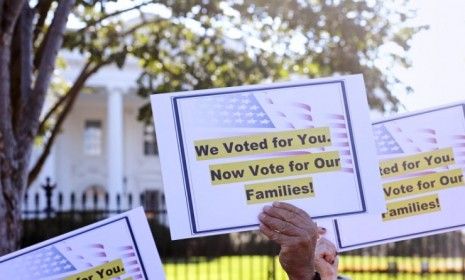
[259,222,304,246]
[260,211,304,236]
[272,201,312,220]
[263,204,315,231]
[327,255,337,265]
[259,212,303,236]
[327,248,338,264]
[259,222,285,243]
[322,251,336,264]
[317,237,337,252]
[323,238,337,255]
[317,238,337,263]
[318,227,327,235]
[325,256,339,267]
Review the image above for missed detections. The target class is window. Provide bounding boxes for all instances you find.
[84,120,102,155]
[143,123,158,156]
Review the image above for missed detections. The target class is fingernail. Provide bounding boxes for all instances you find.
[318,227,326,235]
[258,213,266,219]
[272,201,281,206]
[263,205,272,211]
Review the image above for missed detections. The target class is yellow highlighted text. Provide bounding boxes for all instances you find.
[65,259,125,280]
[383,169,464,200]
[382,194,441,221]
[379,148,455,178]
[209,151,341,185]
[245,177,314,204]
[194,127,331,160]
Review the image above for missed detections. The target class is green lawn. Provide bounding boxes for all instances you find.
[339,255,464,273]
[162,256,465,280]
[342,273,465,280]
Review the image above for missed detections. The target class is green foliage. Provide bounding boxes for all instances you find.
[62,0,421,122]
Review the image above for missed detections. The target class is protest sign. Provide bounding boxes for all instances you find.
[0,207,165,279]
[151,74,383,239]
[324,102,465,251]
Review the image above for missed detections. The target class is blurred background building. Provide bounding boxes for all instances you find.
[29,51,162,209]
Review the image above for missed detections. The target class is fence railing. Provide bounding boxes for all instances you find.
[20,180,465,279]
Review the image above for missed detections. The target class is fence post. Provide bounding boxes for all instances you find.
[462,236,465,280]
[41,177,56,218]
[268,255,276,280]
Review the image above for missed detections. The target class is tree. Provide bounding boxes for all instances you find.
[0,0,419,255]
[0,0,76,256]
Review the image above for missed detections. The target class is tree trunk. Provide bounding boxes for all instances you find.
[0,166,26,255]
[0,0,26,256]
[0,0,74,256]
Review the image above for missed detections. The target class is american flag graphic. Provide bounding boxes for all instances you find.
[186,91,355,173]
[374,123,441,156]
[60,243,144,280]
[263,93,354,173]
[375,122,449,179]
[373,124,404,155]
[192,93,274,128]
[3,246,76,279]
[0,242,144,279]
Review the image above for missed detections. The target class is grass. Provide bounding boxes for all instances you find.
[162,256,465,280]
[342,272,465,280]
[339,256,465,273]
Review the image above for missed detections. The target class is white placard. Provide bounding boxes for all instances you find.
[329,102,465,251]
[0,207,165,279]
[151,74,383,239]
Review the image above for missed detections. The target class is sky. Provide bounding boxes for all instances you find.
[395,0,465,113]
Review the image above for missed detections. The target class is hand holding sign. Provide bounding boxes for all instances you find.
[259,202,318,280]
[315,237,339,280]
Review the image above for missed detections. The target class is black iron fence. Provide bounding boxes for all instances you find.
[20,181,465,279]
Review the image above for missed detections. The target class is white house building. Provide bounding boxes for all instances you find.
[29,51,163,209]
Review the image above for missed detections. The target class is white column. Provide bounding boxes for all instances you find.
[107,88,124,206]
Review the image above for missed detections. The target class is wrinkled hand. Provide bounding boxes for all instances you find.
[259,201,318,280]
[315,236,339,280]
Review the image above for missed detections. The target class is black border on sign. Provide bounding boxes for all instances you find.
[172,80,367,234]
[334,103,465,250]
[0,217,149,279]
